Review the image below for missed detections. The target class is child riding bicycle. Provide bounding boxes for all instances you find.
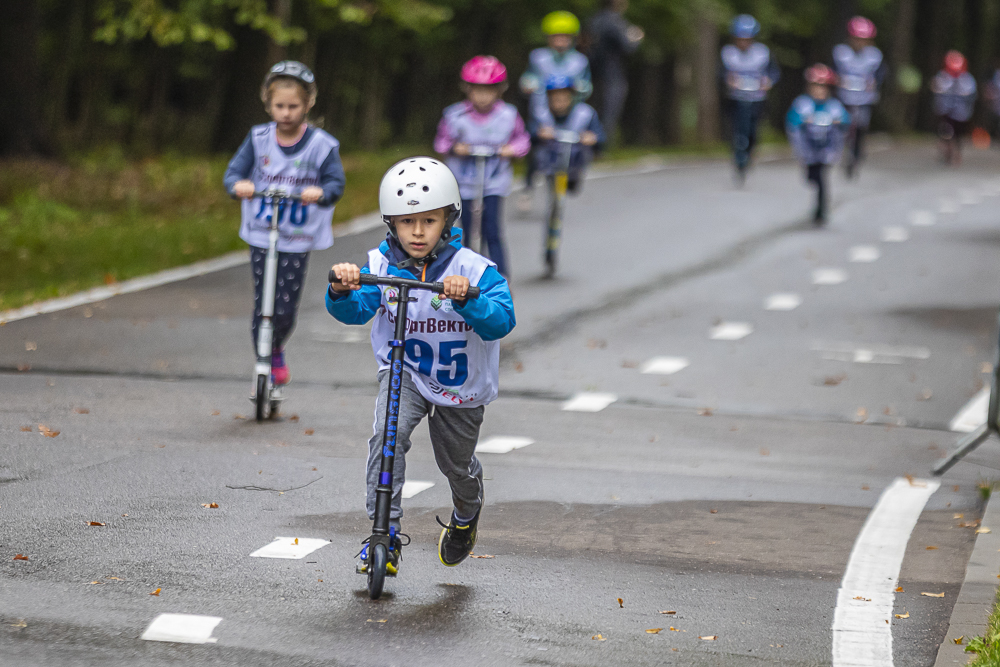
[327,157,515,574]
[434,56,531,277]
[224,61,345,387]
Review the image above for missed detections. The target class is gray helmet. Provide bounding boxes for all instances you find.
[261,61,318,103]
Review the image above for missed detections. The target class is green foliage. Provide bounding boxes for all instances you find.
[966,588,1000,666]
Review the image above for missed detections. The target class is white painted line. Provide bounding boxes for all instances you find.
[401,480,435,498]
[764,293,802,311]
[950,386,990,433]
[812,268,849,285]
[939,197,961,213]
[0,251,249,325]
[908,210,936,227]
[249,537,330,559]
[709,322,753,341]
[832,477,939,667]
[562,392,618,412]
[476,436,535,454]
[881,226,909,243]
[640,356,690,375]
[849,246,881,263]
[141,614,222,644]
[812,341,930,364]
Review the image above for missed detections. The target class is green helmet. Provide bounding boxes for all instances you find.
[542,11,581,36]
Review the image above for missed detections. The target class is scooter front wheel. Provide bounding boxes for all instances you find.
[255,374,271,422]
[368,543,387,600]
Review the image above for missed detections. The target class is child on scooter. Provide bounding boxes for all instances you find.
[786,64,850,224]
[534,74,605,193]
[225,61,345,386]
[434,56,530,277]
[931,51,977,166]
[327,158,515,573]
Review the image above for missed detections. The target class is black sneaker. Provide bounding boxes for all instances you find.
[436,510,480,566]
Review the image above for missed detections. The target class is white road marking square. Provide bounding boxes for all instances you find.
[141,614,222,644]
[562,392,618,412]
[909,210,936,226]
[249,537,330,559]
[476,436,535,454]
[764,293,802,311]
[959,189,981,205]
[881,226,909,242]
[848,246,880,263]
[812,268,848,285]
[709,322,753,340]
[812,341,930,364]
[401,480,435,498]
[950,386,989,433]
[640,356,690,375]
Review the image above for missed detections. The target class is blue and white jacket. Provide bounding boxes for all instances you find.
[786,95,850,165]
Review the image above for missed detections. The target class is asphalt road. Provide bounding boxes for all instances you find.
[2,142,1000,666]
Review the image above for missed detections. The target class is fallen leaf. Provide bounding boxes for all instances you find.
[318,579,323,582]
[659,611,677,615]
[38,424,60,437]
[312,467,318,471]
[921,592,945,598]
[856,407,868,421]
[591,634,606,641]
[149,588,161,596]
[73,407,89,414]
[854,596,871,601]
[954,485,960,492]
[954,513,965,519]
[304,429,315,436]
[958,521,981,528]
[759,447,770,456]
[233,414,246,420]
[621,360,639,369]
[917,388,933,401]
[89,581,102,585]
[19,426,31,432]
[13,554,28,561]
[470,554,495,559]
[88,521,105,526]
[617,597,624,608]
[896,587,904,593]
[697,407,713,416]
[586,338,607,349]
[104,273,116,285]
[822,374,846,386]
[954,636,964,645]
[294,538,299,545]
[16,363,31,372]
[669,627,680,632]
[895,612,909,619]
[365,619,387,623]
[24,341,37,351]
[861,485,870,490]
[926,546,938,550]
[699,635,718,641]
[710,509,718,514]
[10,620,26,628]
[210,410,220,416]
[201,503,219,509]
[646,628,663,634]
[977,527,992,534]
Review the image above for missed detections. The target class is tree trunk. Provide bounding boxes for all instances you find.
[694,11,720,143]
[267,0,293,65]
[359,62,384,150]
[0,0,46,155]
[885,0,917,132]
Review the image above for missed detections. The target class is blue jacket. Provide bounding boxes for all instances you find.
[786,95,850,165]
[326,228,516,342]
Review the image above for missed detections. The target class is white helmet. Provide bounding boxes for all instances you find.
[379,157,462,237]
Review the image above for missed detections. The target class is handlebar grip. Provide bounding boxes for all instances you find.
[358,273,379,286]
[427,283,481,299]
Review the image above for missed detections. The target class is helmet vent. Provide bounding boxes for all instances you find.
[398,169,405,175]
[419,166,426,172]
[406,182,416,188]
[396,189,403,196]
[422,186,430,192]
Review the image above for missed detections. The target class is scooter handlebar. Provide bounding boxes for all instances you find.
[329,270,480,299]
[250,190,330,206]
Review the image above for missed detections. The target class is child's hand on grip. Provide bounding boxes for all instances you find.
[581,131,598,146]
[233,180,255,199]
[440,275,470,301]
[300,186,324,204]
[453,143,471,157]
[330,263,362,292]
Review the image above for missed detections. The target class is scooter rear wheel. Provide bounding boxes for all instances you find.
[368,543,387,600]
[255,374,271,422]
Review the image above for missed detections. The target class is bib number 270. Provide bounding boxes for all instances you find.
[256,198,309,226]
[405,339,468,386]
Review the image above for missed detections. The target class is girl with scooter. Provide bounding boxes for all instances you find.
[326,158,515,598]
[434,56,531,277]
[224,61,345,401]
[832,16,886,178]
[932,51,978,166]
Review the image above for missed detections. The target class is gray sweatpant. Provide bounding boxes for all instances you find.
[367,369,485,525]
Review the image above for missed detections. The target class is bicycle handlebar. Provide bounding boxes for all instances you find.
[328,270,480,299]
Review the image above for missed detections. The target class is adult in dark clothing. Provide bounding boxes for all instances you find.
[587,0,644,143]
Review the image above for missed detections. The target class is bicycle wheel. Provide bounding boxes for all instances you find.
[368,543,387,600]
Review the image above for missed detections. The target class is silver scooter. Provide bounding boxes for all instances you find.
[465,144,497,254]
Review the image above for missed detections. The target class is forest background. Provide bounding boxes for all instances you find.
[0,0,994,309]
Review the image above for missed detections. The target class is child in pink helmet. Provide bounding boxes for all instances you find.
[434,56,530,277]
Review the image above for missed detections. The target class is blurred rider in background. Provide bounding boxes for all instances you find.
[587,0,644,145]
[786,64,850,225]
[533,74,605,194]
[832,16,886,178]
[931,50,977,166]
[518,11,592,214]
[435,56,530,277]
[721,14,780,185]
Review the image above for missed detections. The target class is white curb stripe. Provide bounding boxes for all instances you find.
[832,477,939,667]
[950,386,990,433]
[142,613,222,644]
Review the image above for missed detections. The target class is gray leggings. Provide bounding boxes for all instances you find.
[367,369,485,525]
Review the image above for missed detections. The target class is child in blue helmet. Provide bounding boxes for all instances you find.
[786,64,849,224]
[720,14,780,183]
[533,74,605,194]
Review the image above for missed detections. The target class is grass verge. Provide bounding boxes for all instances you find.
[965,589,1000,665]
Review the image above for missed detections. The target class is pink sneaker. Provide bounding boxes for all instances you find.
[271,350,291,385]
